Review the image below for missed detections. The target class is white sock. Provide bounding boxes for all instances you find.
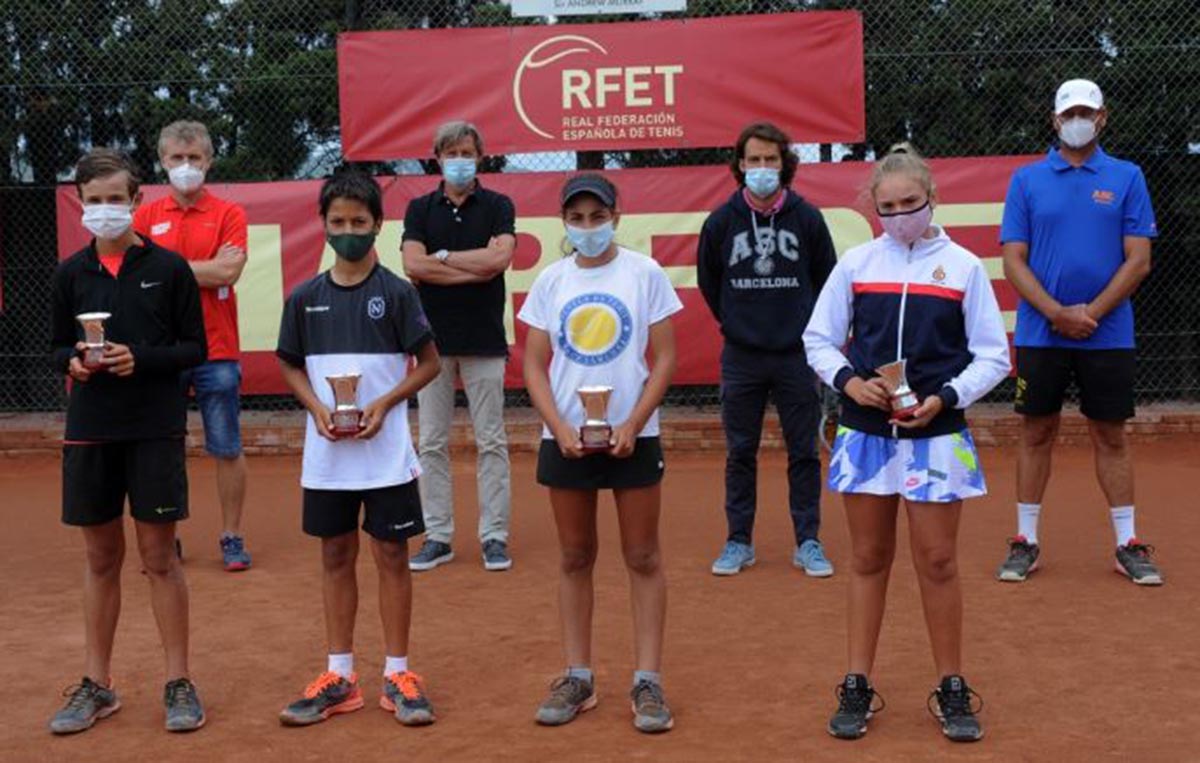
[1110,506,1135,547]
[327,653,354,679]
[384,656,408,677]
[1017,503,1041,545]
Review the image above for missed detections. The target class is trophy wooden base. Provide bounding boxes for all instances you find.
[580,423,613,451]
[331,409,363,439]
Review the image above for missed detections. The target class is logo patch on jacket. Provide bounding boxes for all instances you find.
[1092,189,1115,205]
[932,265,946,282]
[151,222,171,236]
[728,230,800,267]
[367,296,386,320]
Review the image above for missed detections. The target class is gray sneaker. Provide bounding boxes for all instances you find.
[409,540,454,572]
[996,536,1039,582]
[49,677,121,735]
[630,679,674,733]
[535,675,597,726]
[382,671,435,726]
[1115,540,1164,585]
[163,678,205,732]
[482,539,512,571]
[219,534,252,572]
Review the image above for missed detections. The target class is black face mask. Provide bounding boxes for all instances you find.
[327,232,376,262]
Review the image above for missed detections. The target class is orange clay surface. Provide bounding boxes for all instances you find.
[2,442,1198,762]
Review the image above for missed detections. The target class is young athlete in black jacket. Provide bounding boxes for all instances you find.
[47,148,207,736]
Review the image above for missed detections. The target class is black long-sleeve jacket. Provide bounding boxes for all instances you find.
[49,238,207,441]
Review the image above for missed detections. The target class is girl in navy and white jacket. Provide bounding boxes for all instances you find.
[803,144,1009,744]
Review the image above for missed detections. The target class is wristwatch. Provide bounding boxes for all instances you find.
[434,249,450,262]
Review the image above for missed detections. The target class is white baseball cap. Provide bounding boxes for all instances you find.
[1055,79,1104,114]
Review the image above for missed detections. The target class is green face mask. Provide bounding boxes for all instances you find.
[327,232,376,262]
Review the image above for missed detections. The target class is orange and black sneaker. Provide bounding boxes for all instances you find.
[279,671,364,726]
[381,671,435,726]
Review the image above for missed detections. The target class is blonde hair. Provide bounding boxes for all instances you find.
[870,142,935,200]
[157,120,213,158]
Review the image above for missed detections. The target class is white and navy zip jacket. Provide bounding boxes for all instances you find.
[803,226,1010,439]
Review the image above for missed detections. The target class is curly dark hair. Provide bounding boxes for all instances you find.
[730,122,798,189]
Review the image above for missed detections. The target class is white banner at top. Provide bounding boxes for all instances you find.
[511,0,685,17]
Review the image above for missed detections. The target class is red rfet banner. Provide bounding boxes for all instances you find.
[338,12,865,159]
[55,156,1032,395]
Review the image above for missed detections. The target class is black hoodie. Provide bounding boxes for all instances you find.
[49,238,207,441]
[697,188,837,353]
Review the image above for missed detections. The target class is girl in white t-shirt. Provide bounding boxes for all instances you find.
[518,173,682,734]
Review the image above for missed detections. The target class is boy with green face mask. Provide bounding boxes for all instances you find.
[276,171,443,728]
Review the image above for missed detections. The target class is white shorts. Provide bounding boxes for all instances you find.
[827,427,987,503]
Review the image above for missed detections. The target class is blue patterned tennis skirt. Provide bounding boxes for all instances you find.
[827,427,987,503]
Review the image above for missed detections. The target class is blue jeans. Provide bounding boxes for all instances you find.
[720,343,822,546]
[181,360,243,458]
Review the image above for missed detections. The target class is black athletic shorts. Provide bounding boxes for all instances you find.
[62,438,189,526]
[536,437,665,491]
[1014,347,1136,421]
[302,481,424,542]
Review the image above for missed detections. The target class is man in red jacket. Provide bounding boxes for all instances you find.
[135,120,252,571]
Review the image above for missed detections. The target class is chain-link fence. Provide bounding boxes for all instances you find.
[2,1,1197,413]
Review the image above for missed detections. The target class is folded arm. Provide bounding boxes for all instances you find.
[401,240,491,285]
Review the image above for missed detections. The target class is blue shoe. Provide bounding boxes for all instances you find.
[711,541,755,576]
[163,678,206,732]
[220,534,252,572]
[795,539,834,578]
[481,539,512,572]
[49,677,121,734]
[409,540,454,572]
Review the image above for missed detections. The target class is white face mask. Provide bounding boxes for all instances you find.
[442,157,477,189]
[744,167,781,198]
[81,204,134,240]
[168,162,206,193]
[1058,116,1098,149]
[566,222,615,258]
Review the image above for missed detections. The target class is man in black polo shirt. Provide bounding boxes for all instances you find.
[401,121,516,573]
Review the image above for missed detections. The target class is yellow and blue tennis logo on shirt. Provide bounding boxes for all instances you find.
[558,293,633,366]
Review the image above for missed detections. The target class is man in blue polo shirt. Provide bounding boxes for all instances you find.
[997,79,1162,586]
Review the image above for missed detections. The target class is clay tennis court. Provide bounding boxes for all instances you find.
[3,441,1198,762]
